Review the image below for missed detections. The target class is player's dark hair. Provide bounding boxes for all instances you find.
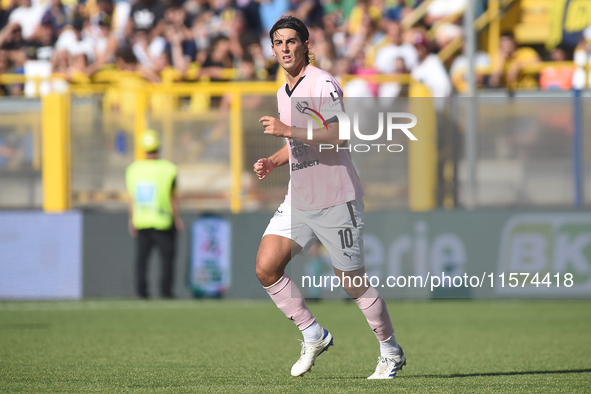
[269,16,312,65]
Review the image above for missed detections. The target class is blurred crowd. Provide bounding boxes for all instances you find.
[0,0,588,97]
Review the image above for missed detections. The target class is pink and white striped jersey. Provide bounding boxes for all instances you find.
[277,65,364,210]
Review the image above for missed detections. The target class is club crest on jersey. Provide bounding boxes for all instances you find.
[296,101,329,134]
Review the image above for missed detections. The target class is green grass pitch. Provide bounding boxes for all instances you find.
[1,300,590,393]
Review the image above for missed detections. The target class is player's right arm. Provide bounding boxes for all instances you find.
[253,144,289,180]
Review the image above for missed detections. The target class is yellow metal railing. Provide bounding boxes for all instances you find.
[455,61,579,76]
[10,73,437,213]
[340,74,413,85]
[474,0,517,31]
[401,0,437,30]
[451,61,583,92]
[141,81,280,213]
[426,12,464,41]
[409,82,437,211]
[438,36,465,63]
[488,0,501,68]
[41,92,70,212]
[6,58,583,213]
[434,0,517,63]
[397,0,517,63]
[0,66,241,98]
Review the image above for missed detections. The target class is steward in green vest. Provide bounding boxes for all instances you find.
[126,129,184,298]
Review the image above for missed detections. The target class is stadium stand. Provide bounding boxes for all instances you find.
[0,0,587,95]
[1,0,591,211]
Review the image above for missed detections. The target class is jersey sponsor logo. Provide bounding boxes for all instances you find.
[289,139,310,158]
[291,159,320,172]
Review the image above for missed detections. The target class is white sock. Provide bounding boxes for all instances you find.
[301,320,323,342]
[379,335,401,358]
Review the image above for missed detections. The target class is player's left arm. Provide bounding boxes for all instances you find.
[259,117,342,146]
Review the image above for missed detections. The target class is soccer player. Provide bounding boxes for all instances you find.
[253,16,406,379]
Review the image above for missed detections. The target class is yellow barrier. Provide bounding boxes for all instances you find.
[229,89,243,213]
[401,0,437,29]
[408,82,438,211]
[32,74,441,213]
[140,82,279,212]
[433,0,518,65]
[340,74,413,85]
[488,0,501,68]
[41,93,70,212]
[134,86,148,161]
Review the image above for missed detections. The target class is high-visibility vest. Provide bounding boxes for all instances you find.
[126,159,178,230]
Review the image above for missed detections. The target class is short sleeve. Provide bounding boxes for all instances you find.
[313,75,344,123]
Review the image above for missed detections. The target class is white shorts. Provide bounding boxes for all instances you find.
[263,197,365,271]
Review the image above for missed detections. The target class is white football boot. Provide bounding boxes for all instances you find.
[367,347,406,379]
[290,328,333,377]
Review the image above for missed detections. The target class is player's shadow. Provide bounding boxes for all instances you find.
[403,368,591,379]
[319,368,591,380]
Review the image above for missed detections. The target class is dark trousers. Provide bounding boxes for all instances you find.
[136,228,176,298]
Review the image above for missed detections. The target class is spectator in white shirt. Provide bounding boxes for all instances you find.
[8,0,47,40]
[378,56,406,107]
[374,19,418,73]
[410,33,451,98]
[449,48,491,93]
[424,0,467,27]
[53,16,93,71]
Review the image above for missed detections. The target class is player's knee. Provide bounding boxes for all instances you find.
[255,257,282,287]
[255,258,271,284]
[254,262,266,282]
[342,281,368,299]
[255,268,277,287]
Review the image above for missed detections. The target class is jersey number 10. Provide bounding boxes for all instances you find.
[338,229,353,249]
